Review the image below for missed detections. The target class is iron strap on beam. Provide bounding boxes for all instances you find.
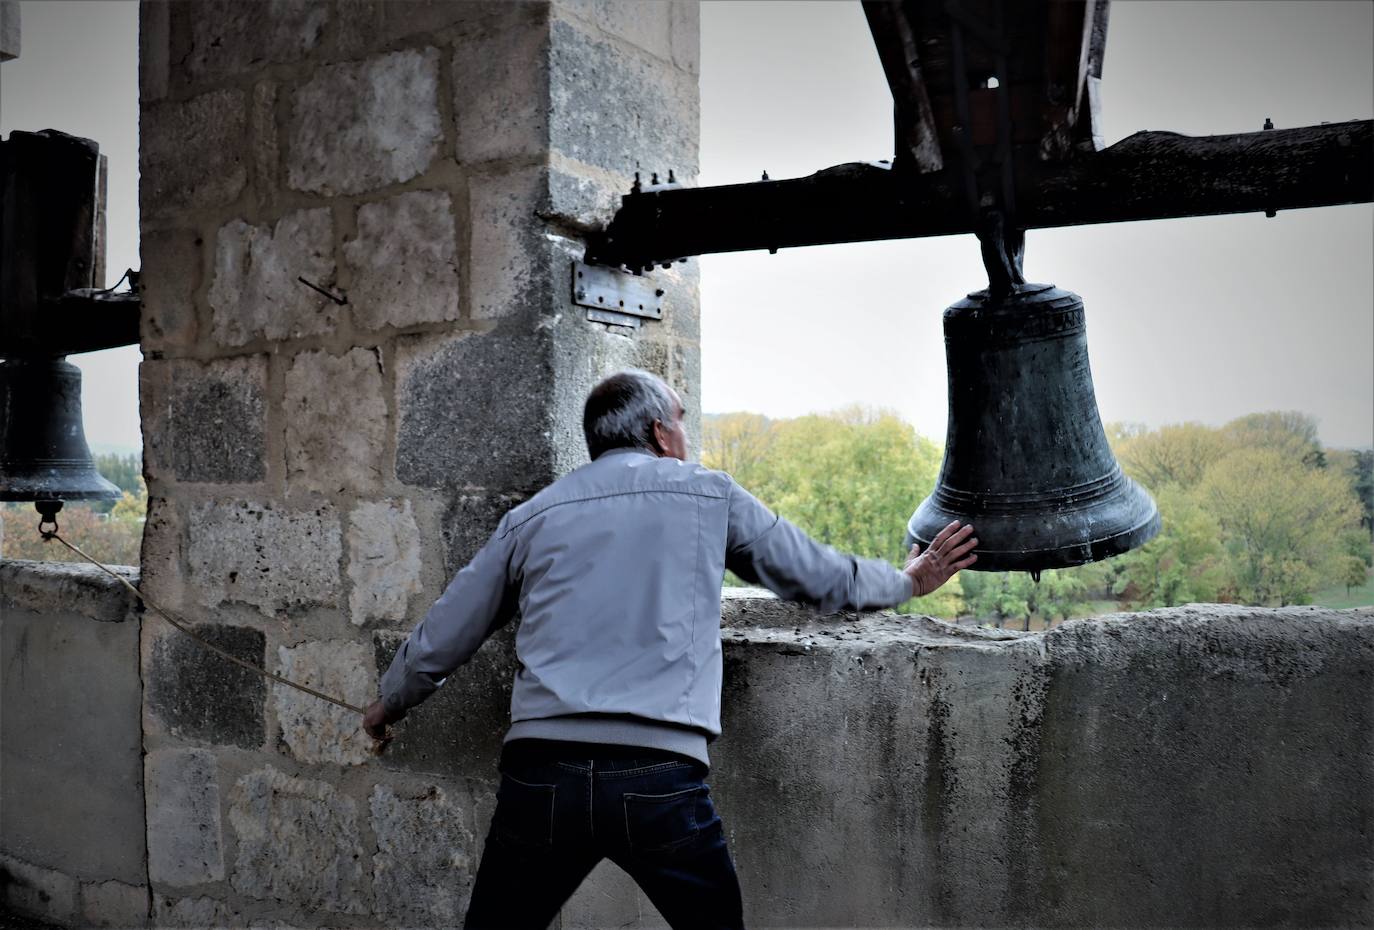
[584,120,1373,270]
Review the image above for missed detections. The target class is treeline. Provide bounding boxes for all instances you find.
[702,410,1374,626]
[1,452,146,565]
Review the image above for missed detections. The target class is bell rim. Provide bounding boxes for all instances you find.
[905,482,1162,571]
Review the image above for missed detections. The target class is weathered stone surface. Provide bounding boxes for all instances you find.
[468,168,550,321]
[333,0,511,58]
[710,603,1374,928]
[669,340,702,451]
[548,18,698,178]
[180,0,327,82]
[440,494,521,579]
[287,48,442,196]
[347,499,423,625]
[0,558,137,623]
[0,2,15,62]
[373,629,519,779]
[251,81,279,193]
[274,640,376,766]
[186,501,341,614]
[0,854,79,925]
[138,228,200,352]
[146,749,224,887]
[370,784,475,924]
[138,497,185,608]
[80,879,149,928]
[452,19,549,164]
[669,0,700,75]
[147,624,265,750]
[283,349,387,494]
[342,190,460,330]
[208,209,336,347]
[395,330,554,493]
[546,161,622,232]
[143,356,267,484]
[228,767,366,914]
[139,0,169,101]
[140,89,247,216]
[152,893,240,930]
[1,595,147,886]
[554,0,673,63]
[561,860,651,929]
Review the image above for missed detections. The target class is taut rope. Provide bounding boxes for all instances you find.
[40,526,369,717]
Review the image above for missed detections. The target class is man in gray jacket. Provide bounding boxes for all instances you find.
[364,370,976,929]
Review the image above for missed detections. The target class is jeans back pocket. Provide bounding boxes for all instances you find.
[492,773,557,853]
[623,785,714,858]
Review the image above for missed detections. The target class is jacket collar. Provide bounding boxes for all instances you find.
[597,447,657,461]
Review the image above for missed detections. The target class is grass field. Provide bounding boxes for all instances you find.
[1310,566,1374,609]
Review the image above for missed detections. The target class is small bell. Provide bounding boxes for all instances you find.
[0,357,121,503]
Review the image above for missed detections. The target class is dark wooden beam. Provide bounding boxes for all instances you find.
[584,120,1373,269]
[862,0,944,173]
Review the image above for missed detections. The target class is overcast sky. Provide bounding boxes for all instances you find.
[2,1,1371,452]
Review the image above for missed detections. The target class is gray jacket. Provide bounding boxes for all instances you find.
[380,447,913,764]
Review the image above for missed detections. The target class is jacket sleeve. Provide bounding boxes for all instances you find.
[724,479,913,613]
[380,516,519,717]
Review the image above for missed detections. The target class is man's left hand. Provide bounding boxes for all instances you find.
[904,520,978,597]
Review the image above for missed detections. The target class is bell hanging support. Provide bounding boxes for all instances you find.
[905,213,1160,572]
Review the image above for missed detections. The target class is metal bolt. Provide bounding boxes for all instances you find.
[761,170,770,181]
[667,169,676,183]
[1263,117,1274,130]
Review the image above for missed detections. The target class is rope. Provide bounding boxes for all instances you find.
[42,529,369,717]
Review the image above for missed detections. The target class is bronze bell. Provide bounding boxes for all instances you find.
[0,358,120,503]
[906,283,1160,572]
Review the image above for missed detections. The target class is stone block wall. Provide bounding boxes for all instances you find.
[136,1,698,925]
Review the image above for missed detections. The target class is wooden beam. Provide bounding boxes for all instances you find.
[584,121,1373,269]
[862,0,944,173]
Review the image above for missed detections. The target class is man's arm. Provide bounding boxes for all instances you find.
[363,518,519,738]
[724,481,975,612]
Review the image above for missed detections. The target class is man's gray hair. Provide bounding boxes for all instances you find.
[583,369,676,460]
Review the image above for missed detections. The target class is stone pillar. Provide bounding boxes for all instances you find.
[137,2,698,924]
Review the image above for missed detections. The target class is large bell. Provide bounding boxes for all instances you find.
[907,283,1160,571]
[0,357,121,502]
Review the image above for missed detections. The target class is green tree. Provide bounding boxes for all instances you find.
[2,502,143,566]
[1340,555,1369,597]
[1223,411,1325,468]
[702,407,956,616]
[1112,484,1228,608]
[700,413,773,491]
[1328,448,1374,531]
[1116,422,1231,490]
[961,569,1089,629]
[1200,448,1362,605]
[89,452,143,514]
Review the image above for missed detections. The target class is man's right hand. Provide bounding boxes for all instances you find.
[904,521,978,597]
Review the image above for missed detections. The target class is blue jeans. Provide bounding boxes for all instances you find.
[464,741,745,929]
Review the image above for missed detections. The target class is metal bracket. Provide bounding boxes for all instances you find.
[572,262,664,328]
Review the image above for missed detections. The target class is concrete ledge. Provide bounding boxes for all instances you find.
[712,599,1374,927]
[0,559,139,624]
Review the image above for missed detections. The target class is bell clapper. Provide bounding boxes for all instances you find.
[1030,569,1041,585]
[35,500,62,540]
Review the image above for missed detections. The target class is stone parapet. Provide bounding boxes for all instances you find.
[710,600,1374,929]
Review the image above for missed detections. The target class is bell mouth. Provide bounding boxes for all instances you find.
[904,475,1161,572]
